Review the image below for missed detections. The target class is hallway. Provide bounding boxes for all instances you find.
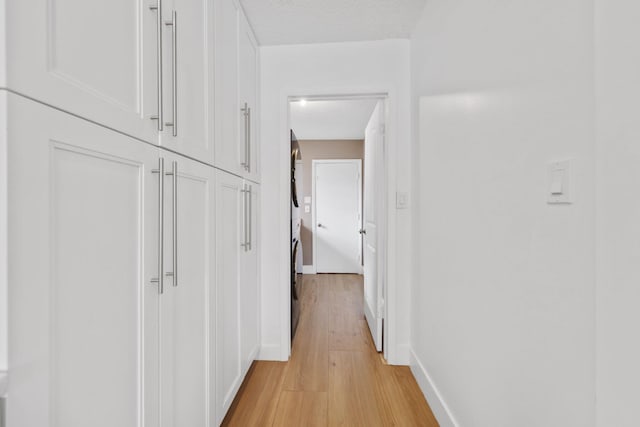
[223,274,438,426]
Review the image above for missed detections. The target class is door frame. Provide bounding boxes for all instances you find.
[281,92,396,363]
[311,159,363,274]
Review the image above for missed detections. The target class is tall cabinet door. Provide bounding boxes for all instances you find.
[214,0,242,176]
[214,170,242,423]
[6,0,159,143]
[238,13,260,181]
[159,0,215,163]
[159,153,214,427]
[240,182,260,373]
[6,94,160,427]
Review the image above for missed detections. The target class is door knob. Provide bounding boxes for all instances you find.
[359,229,366,235]
[317,223,323,228]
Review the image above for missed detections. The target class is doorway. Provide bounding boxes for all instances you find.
[287,95,388,358]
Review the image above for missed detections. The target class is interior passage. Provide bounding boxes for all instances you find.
[222,274,439,426]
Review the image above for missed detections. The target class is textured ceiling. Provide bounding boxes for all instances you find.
[290,99,379,140]
[240,0,426,45]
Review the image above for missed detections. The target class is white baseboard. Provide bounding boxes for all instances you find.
[302,265,315,274]
[394,343,411,365]
[257,344,288,361]
[410,348,459,427]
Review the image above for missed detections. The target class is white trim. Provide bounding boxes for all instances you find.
[311,159,362,274]
[410,349,459,427]
[258,344,287,361]
[280,89,397,365]
[302,265,315,274]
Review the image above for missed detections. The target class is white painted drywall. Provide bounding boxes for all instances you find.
[289,99,378,140]
[595,1,640,425]
[259,40,411,363]
[240,0,425,45]
[410,1,596,426]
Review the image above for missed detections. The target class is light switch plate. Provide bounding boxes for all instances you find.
[547,159,572,204]
[396,191,409,209]
[303,196,311,204]
[304,205,310,213]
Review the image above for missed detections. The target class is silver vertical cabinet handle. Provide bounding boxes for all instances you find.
[165,161,178,286]
[240,185,249,251]
[165,11,177,136]
[241,103,249,170]
[151,158,165,294]
[149,0,164,131]
[247,107,251,173]
[248,185,252,251]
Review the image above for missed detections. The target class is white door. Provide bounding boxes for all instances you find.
[238,12,259,181]
[6,93,159,427]
[363,101,385,352]
[314,160,362,274]
[215,170,242,423]
[240,182,260,373]
[160,153,214,426]
[214,0,242,176]
[6,0,158,143]
[159,0,214,163]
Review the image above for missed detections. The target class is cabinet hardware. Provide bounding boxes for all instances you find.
[241,103,250,171]
[149,1,164,131]
[247,107,251,173]
[241,185,249,250]
[165,161,178,286]
[248,185,252,250]
[171,161,178,286]
[151,158,165,294]
[165,11,178,137]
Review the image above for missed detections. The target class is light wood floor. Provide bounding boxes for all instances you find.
[222,274,439,427]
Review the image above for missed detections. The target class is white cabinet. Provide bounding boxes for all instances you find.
[3,94,217,427]
[158,0,215,163]
[4,0,158,143]
[159,152,215,427]
[240,182,260,373]
[214,170,243,423]
[214,173,261,424]
[2,0,262,423]
[214,0,260,182]
[4,93,160,427]
[214,0,241,176]
[238,14,260,181]
[3,0,215,163]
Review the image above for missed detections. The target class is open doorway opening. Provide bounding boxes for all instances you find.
[288,95,388,358]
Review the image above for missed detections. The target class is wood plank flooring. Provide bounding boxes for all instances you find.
[222,274,439,427]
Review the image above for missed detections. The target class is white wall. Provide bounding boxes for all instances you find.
[595,1,640,425]
[259,40,411,363]
[410,1,596,426]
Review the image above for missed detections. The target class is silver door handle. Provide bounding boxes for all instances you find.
[151,158,165,294]
[165,161,178,286]
[165,11,177,136]
[149,0,164,131]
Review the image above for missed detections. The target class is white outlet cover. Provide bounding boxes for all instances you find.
[547,159,572,204]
